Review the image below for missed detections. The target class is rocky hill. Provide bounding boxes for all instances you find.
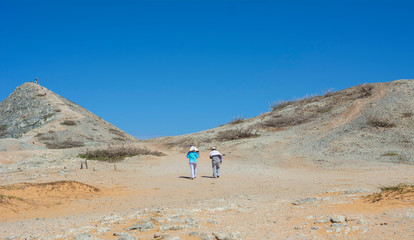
[151,79,414,167]
[0,82,137,150]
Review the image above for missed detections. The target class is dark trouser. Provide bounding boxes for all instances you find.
[212,160,220,178]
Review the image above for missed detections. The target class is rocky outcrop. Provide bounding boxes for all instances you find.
[0,83,56,138]
[0,82,137,148]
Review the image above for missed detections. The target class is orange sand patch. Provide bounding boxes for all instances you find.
[0,181,102,221]
[325,186,414,215]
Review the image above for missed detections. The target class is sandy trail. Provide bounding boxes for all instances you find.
[1,148,414,239]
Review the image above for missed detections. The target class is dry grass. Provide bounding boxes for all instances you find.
[60,120,76,126]
[365,184,414,203]
[402,112,413,118]
[366,117,396,128]
[109,128,126,138]
[261,113,317,129]
[79,144,165,162]
[0,124,7,137]
[228,116,245,125]
[45,140,85,149]
[216,127,259,141]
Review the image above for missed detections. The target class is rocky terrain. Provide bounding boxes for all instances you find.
[0,79,413,239]
[0,82,137,151]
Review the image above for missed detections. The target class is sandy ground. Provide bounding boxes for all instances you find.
[1,148,414,239]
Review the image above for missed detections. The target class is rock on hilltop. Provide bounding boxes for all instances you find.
[0,82,137,150]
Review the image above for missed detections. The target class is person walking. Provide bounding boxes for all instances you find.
[209,147,223,178]
[187,146,199,180]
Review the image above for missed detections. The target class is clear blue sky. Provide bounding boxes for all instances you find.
[1,0,413,139]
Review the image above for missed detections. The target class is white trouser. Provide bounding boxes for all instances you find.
[189,162,197,178]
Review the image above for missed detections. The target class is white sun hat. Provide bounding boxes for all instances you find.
[189,146,199,152]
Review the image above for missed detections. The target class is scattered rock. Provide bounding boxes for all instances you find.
[74,233,94,240]
[118,233,135,240]
[329,215,345,223]
[207,219,218,225]
[291,198,316,205]
[314,217,330,224]
[200,233,214,240]
[160,225,186,232]
[125,220,155,232]
[189,232,199,236]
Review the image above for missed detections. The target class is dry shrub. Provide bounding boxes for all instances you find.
[366,117,396,128]
[109,128,126,138]
[0,125,7,137]
[402,112,413,118]
[45,140,85,149]
[216,127,259,141]
[357,85,374,98]
[228,116,245,125]
[112,137,126,141]
[364,184,414,203]
[61,120,76,126]
[271,100,296,111]
[79,144,165,162]
[262,113,316,128]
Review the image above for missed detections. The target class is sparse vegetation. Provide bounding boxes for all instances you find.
[60,120,76,126]
[228,116,245,125]
[78,144,165,162]
[216,127,259,141]
[112,137,126,141]
[0,194,25,203]
[43,113,54,121]
[45,140,85,149]
[366,117,396,128]
[402,112,413,118]
[381,152,399,156]
[271,100,295,111]
[317,105,334,113]
[261,113,316,129]
[109,128,126,137]
[0,124,7,136]
[365,184,414,203]
[356,85,374,98]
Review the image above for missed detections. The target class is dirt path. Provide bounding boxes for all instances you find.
[1,147,414,239]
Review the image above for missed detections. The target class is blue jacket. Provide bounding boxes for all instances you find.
[187,151,199,163]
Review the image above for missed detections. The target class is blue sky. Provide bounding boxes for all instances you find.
[1,0,413,139]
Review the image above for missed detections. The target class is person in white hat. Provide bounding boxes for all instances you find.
[209,147,223,178]
[187,146,199,180]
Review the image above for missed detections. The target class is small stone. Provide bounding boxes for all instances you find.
[292,198,316,205]
[329,215,345,223]
[200,233,214,240]
[331,223,346,227]
[74,233,93,240]
[189,232,199,236]
[118,233,135,240]
[125,221,155,232]
[311,226,319,230]
[314,217,330,224]
[153,232,161,238]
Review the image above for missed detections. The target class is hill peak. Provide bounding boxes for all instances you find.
[0,82,137,150]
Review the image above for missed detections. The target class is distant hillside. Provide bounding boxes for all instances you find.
[151,79,414,167]
[0,82,137,149]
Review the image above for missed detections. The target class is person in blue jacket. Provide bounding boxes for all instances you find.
[187,146,199,180]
